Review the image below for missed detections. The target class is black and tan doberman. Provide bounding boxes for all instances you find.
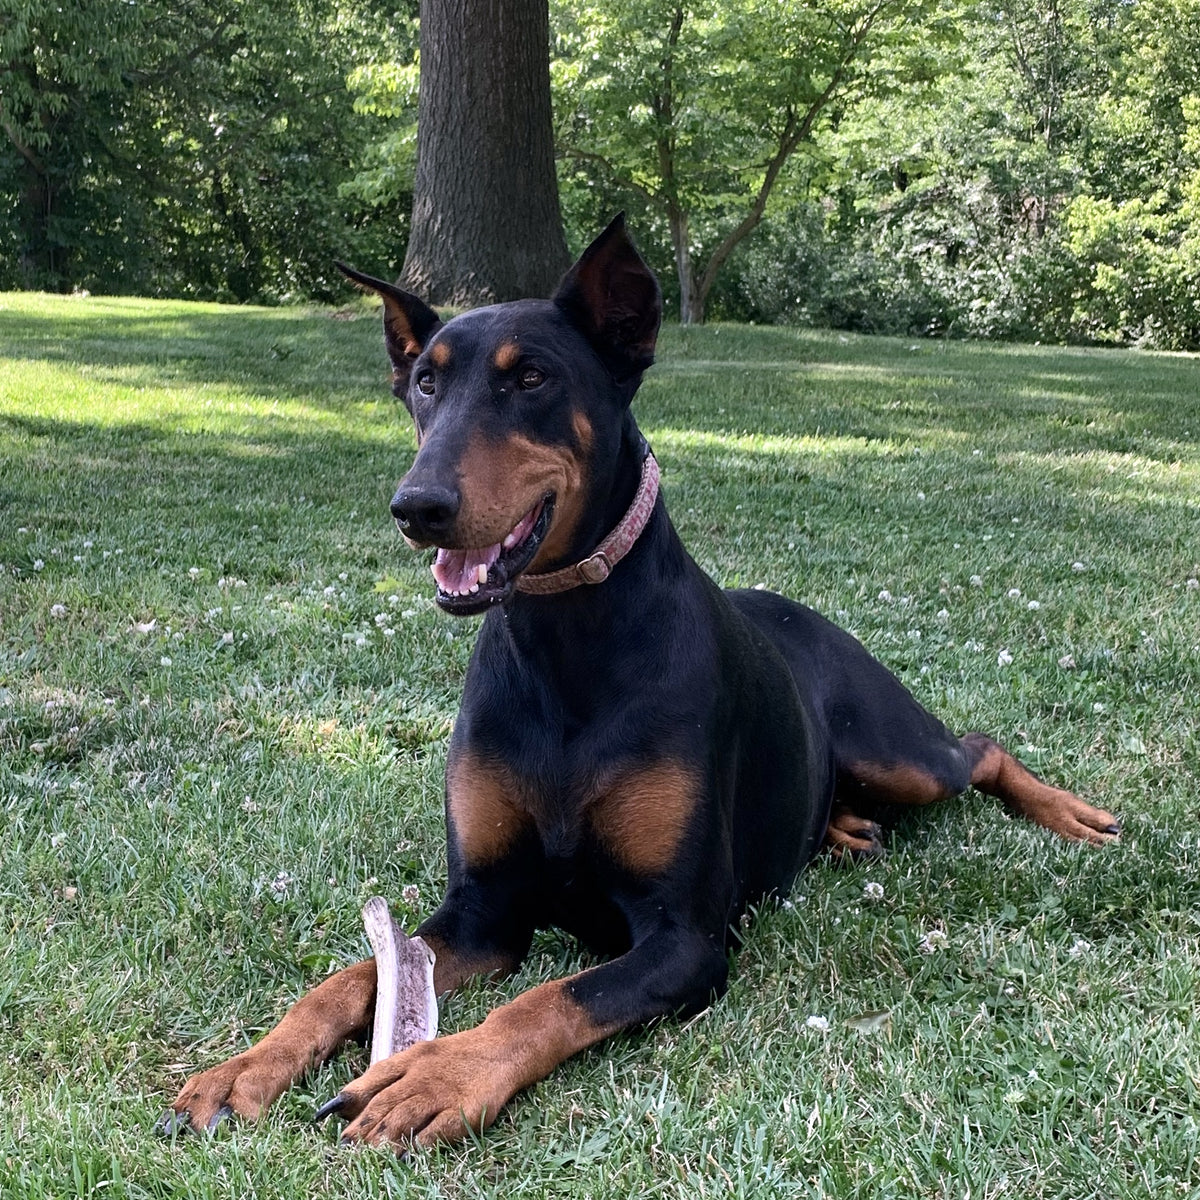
[161,216,1118,1148]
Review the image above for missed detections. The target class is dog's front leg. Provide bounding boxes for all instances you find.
[327,926,728,1149]
[160,932,502,1133]
[161,958,379,1133]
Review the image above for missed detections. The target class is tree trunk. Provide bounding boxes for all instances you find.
[669,208,703,325]
[400,0,569,306]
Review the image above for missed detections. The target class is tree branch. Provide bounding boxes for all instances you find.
[556,144,661,206]
[695,0,897,307]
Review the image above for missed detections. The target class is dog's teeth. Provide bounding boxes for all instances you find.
[503,532,518,550]
[468,582,479,594]
[476,563,489,585]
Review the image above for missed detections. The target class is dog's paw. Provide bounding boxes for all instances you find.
[319,1033,511,1149]
[157,1048,290,1135]
[824,807,886,862]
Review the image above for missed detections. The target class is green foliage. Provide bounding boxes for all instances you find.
[711,0,1200,346]
[553,0,942,323]
[6,0,1200,347]
[0,0,416,300]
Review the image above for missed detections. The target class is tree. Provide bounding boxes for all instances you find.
[399,0,569,305]
[553,0,933,323]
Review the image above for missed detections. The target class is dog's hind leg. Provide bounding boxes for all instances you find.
[824,805,886,861]
[828,733,1119,853]
[959,732,1120,846]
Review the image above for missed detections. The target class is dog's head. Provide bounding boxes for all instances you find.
[340,215,662,614]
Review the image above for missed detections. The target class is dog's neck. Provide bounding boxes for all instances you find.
[495,421,689,694]
[516,436,657,596]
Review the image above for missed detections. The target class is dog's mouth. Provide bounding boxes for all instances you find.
[430,497,554,614]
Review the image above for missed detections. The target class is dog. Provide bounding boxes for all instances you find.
[161,215,1118,1148]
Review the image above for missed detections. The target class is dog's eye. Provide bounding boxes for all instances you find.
[416,370,436,396]
[518,367,545,390]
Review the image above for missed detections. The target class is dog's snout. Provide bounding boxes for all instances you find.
[391,482,461,542]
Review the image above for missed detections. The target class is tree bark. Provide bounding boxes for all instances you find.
[401,0,569,306]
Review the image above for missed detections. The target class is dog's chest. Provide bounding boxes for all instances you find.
[447,740,699,879]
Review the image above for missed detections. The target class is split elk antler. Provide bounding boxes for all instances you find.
[361,896,438,1063]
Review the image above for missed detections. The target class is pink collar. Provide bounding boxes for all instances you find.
[515,451,660,595]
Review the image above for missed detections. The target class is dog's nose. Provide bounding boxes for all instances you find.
[390,482,461,542]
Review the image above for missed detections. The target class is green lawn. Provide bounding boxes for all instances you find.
[1,291,1197,1198]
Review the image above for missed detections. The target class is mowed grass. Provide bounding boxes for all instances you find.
[1,290,1198,1199]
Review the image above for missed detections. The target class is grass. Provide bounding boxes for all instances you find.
[1,290,1198,1199]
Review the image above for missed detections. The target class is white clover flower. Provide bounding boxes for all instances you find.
[134,620,157,634]
[402,884,421,906]
[188,567,201,579]
[1067,938,1091,958]
[50,603,67,618]
[374,613,389,626]
[271,870,292,894]
[159,656,172,666]
[401,608,416,619]
[1072,561,1086,572]
[1058,654,1077,669]
[388,593,401,606]
[354,635,367,647]
[997,649,1013,666]
[1187,578,1199,591]
[338,572,348,582]
[220,631,234,645]
[33,559,44,571]
[804,1015,830,1032]
[73,554,84,563]
[918,929,949,954]
[323,585,337,597]
[969,574,982,586]
[1027,600,1040,610]
[1007,588,1021,599]
[383,628,396,638]
[878,589,893,602]
[936,608,950,620]
[1093,702,1104,713]
[916,491,926,501]
[863,881,884,901]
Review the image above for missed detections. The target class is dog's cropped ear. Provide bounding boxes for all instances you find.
[336,262,443,402]
[552,214,662,391]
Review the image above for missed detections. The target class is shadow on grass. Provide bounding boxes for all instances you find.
[4,299,1198,455]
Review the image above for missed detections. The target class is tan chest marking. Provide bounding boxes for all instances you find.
[588,762,700,876]
[446,754,532,866]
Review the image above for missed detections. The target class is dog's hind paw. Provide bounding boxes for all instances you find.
[823,807,886,862]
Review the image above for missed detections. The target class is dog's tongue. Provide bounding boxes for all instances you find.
[431,505,543,595]
[432,543,501,594]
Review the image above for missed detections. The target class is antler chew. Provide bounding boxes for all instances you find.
[361,895,438,1065]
